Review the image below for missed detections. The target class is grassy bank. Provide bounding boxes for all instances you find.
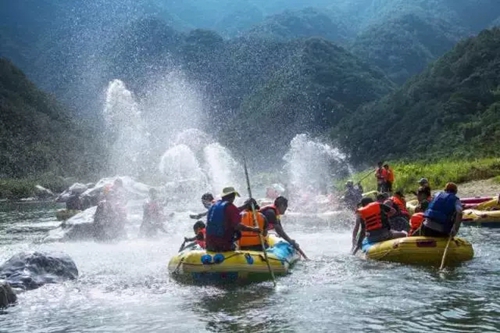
[350,158,500,194]
[0,174,77,200]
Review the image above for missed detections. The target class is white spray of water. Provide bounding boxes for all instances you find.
[283,134,350,212]
[103,79,149,177]
[203,143,243,195]
[159,130,244,209]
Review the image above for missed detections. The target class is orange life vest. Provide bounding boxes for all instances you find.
[238,211,265,247]
[375,168,387,182]
[386,168,394,182]
[357,202,384,232]
[196,228,206,249]
[409,213,424,235]
[259,205,280,230]
[391,196,408,216]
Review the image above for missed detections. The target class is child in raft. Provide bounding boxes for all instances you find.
[184,221,206,249]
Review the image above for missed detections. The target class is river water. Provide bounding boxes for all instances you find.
[0,201,499,333]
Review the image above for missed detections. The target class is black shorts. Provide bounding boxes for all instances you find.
[421,225,449,237]
[386,181,393,192]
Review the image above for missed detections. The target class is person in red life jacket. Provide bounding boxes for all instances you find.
[352,197,407,251]
[205,187,260,252]
[384,164,395,194]
[421,182,462,237]
[409,213,424,236]
[384,190,410,232]
[184,221,206,249]
[190,193,215,219]
[375,162,388,193]
[259,196,300,250]
[140,188,167,238]
[238,198,268,251]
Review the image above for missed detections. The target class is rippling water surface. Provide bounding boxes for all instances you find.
[0,202,499,333]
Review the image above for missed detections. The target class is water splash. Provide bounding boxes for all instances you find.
[203,143,243,195]
[103,79,149,177]
[283,134,350,212]
[159,130,243,209]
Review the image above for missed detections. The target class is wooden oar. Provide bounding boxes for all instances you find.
[243,157,277,287]
[439,234,453,270]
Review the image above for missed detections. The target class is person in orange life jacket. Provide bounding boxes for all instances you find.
[352,197,407,247]
[190,193,215,219]
[259,196,300,249]
[375,162,388,193]
[384,190,410,232]
[184,221,206,249]
[205,187,260,252]
[383,164,394,194]
[140,188,166,237]
[421,182,462,237]
[238,198,269,251]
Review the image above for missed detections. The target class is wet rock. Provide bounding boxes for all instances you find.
[0,280,16,308]
[0,251,78,291]
[44,206,98,242]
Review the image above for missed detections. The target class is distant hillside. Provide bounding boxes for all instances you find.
[350,14,464,84]
[0,58,105,178]
[334,28,500,163]
[245,8,351,43]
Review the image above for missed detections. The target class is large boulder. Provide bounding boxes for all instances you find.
[43,206,97,243]
[0,251,78,291]
[0,280,16,308]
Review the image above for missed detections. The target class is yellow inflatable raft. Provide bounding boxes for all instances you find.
[362,236,474,266]
[55,209,81,221]
[168,235,300,284]
[462,209,500,227]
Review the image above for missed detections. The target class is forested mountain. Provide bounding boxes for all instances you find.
[2,0,500,178]
[350,14,464,84]
[0,59,105,178]
[333,28,500,163]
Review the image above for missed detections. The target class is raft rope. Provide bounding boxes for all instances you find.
[177,252,289,268]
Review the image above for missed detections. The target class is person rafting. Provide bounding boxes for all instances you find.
[421,182,462,237]
[352,197,407,253]
[205,187,260,252]
[418,178,431,193]
[189,193,215,219]
[184,221,206,249]
[260,196,300,250]
[140,188,167,238]
[384,164,394,194]
[342,180,363,210]
[238,198,268,251]
[384,190,410,232]
[415,186,432,213]
[93,189,127,241]
[375,162,388,193]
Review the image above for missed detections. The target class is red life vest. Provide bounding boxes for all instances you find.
[196,228,206,249]
[391,196,408,216]
[259,205,279,230]
[357,202,384,232]
[409,213,424,235]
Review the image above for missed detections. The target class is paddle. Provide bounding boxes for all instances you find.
[439,234,453,270]
[243,157,277,287]
[178,239,186,252]
[358,169,376,183]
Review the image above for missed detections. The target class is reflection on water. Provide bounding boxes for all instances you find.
[0,202,499,332]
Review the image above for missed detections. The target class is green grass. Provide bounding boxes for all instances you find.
[0,173,77,199]
[349,158,500,194]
